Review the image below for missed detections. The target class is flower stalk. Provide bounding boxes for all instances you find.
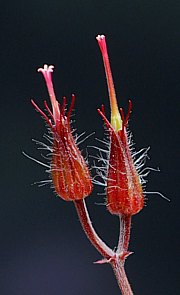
[74,199,114,259]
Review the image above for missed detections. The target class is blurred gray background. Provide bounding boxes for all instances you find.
[0,0,179,294]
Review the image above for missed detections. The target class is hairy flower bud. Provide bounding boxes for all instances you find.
[32,65,92,201]
[96,35,144,216]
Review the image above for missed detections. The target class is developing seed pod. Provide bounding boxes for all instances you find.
[32,65,92,201]
[96,35,144,216]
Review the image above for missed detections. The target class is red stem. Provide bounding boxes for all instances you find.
[117,215,132,254]
[74,199,134,295]
[110,214,133,295]
[111,258,133,295]
[74,199,114,259]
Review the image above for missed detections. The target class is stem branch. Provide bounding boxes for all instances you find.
[74,200,133,295]
[74,199,114,259]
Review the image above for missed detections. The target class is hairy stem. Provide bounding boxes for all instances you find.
[110,214,133,294]
[74,199,114,259]
[74,200,133,295]
[111,258,133,295]
[117,215,132,255]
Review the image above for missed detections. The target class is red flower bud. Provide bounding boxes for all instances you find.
[96,35,144,216]
[32,65,92,201]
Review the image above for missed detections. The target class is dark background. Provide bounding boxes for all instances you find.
[0,0,179,294]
